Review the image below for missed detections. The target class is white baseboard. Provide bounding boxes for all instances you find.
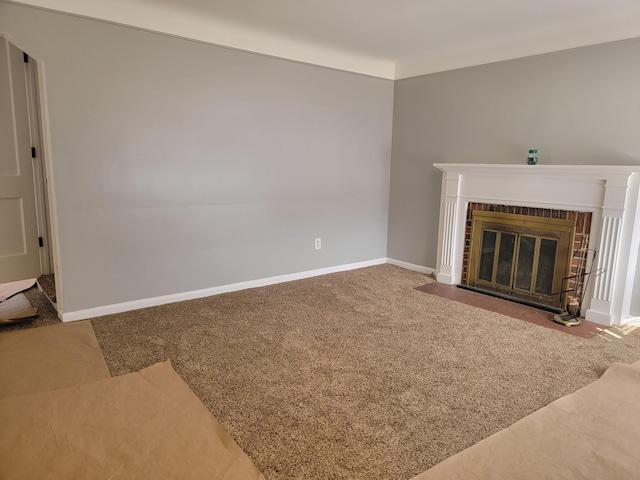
[584,309,613,327]
[61,258,387,322]
[385,257,435,275]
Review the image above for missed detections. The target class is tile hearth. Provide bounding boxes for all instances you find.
[415,282,602,338]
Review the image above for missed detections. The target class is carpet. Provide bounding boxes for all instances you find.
[37,274,57,303]
[87,264,640,479]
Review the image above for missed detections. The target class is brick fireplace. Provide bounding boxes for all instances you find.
[433,164,640,326]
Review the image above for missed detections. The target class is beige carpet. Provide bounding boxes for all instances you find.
[37,274,57,303]
[81,264,640,479]
[7,266,640,478]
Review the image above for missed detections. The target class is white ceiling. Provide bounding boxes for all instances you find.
[9,0,640,79]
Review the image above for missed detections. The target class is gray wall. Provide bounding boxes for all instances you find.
[388,38,640,271]
[0,2,394,312]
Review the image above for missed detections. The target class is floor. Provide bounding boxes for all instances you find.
[36,274,56,303]
[415,282,603,339]
[3,265,640,479]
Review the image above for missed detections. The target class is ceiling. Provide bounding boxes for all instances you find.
[9,0,640,79]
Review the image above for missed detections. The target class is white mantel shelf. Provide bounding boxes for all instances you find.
[434,163,640,176]
[434,163,640,326]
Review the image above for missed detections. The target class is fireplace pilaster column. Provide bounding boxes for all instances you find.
[585,176,629,326]
[436,170,464,284]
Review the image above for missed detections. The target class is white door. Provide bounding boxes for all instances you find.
[0,37,41,283]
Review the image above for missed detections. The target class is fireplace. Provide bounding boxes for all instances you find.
[433,164,640,326]
[462,204,592,311]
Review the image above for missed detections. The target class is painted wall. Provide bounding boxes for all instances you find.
[0,2,394,313]
[388,38,640,275]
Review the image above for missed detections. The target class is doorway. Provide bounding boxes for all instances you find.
[0,36,55,303]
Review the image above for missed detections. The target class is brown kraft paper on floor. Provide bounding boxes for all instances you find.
[0,293,38,324]
[0,278,36,302]
[0,360,266,480]
[412,360,640,480]
[0,321,111,398]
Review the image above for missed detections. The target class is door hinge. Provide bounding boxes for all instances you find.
[31,147,36,158]
[23,52,29,63]
[38,237,44,247]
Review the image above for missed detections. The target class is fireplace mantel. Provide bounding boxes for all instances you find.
[434,163,640,326]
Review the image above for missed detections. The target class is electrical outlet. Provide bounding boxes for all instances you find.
[315,238,321,250]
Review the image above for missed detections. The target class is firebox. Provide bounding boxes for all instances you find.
[465,210,575,309]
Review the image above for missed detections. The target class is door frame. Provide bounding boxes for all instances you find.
[1,32,64,317]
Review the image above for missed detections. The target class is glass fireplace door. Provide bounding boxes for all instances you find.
[477,230,559,299]
[468,212,575,309]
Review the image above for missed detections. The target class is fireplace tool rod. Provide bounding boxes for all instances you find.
[567,235,589,317]
[580,249,598,313]
[553,246,603,327]
[554,236,587,326]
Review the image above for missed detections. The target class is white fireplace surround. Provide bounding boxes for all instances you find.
[434,164,640,326]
